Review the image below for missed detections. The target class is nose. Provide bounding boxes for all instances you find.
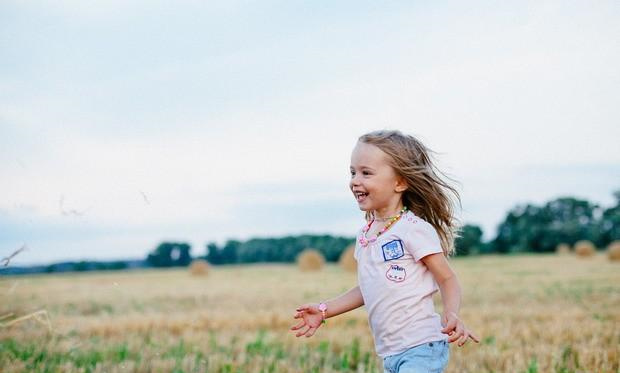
[350,173,361,188]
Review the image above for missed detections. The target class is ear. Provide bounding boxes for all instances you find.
[395,176,407,193]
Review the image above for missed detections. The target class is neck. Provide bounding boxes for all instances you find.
[373,203,405,220]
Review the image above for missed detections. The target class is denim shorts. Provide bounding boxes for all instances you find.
[383,340,449,373]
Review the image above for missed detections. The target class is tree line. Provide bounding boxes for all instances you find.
[145,192,619,266]
[2,191,617,274]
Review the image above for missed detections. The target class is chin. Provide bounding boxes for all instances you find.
[356,204,371,212]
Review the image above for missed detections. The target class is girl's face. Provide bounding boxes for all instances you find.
[349,141,406,213]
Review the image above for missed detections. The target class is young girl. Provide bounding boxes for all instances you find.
[290,130,479,373]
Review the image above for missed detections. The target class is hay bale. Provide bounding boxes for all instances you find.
[555,243,571,255]
[189,259,210,276]
[607,241,620,262]
[574,240,596,257]
[339,244,357,272]
[296,249,325,271]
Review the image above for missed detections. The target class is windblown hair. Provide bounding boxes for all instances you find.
[359,130,462,257]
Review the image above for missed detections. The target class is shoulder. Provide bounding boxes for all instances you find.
[402,212,438,236]
[400,212,442,260]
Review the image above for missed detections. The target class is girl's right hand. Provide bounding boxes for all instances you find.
[290,304,324,338]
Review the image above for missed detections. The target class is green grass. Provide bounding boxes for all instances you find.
[1,332,379,373]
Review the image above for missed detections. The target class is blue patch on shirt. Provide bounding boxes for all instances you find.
[381,240,405,261]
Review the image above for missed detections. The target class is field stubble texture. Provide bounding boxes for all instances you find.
[1,254,619,372]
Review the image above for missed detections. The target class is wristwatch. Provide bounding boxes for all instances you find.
[318,302,328,324]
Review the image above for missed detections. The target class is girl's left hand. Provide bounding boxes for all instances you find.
[441,311,480,347]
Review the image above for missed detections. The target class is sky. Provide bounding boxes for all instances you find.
[1,1,619,265]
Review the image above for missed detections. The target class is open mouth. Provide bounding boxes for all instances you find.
[354,191,368,202]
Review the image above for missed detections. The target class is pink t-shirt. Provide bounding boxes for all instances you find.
[354,210,447,357]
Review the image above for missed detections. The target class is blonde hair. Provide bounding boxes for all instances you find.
[359,130,461,256]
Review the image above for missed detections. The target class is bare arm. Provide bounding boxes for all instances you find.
[291,285,364,337]
[422,253,479,346]
[422,253,461,317]
[322,285,364,319]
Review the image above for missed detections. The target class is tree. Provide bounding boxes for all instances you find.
[491,197,601,253]
[205,235,355,264]
[147,242,192,267]
[598,190,620,246]
[455,224,483,256]
[205,242,223,264]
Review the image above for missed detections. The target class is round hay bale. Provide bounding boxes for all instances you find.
[297,249,325,271]
[189,259,210,276]
[607,241,620,262]
[574,240,596,257]
[555,243,571,255]
[339,244,357,272]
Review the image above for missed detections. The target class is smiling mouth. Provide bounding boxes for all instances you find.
[354,192,368,202]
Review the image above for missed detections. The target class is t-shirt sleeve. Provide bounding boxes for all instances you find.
[404,220,443,262]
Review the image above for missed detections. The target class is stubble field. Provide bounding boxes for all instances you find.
[1,253,619,373]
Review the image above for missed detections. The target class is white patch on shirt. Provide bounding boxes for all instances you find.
[385,264,406,282]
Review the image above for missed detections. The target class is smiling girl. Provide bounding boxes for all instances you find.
[291,130,479,373]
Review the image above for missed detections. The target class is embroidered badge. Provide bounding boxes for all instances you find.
[381,240,405,261]
[386,264,406,282]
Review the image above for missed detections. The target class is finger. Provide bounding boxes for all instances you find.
[290,320,305,331]
[296,305,310,312]
[295,325,311,337]
[452,323,464,341]
[469,330,480,343]
[305,326,317,338]
[293,312,303,319]
[448,329,462,343]
[441,319,457,333]
[457,332,469,347]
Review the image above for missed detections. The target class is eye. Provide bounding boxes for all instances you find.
[362,171,371,176]
[350,170,356,176]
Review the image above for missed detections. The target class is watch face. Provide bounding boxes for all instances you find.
[318,303,327,311]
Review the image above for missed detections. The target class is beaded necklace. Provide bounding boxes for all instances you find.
[359,206,408,247]
[373,214,401,222]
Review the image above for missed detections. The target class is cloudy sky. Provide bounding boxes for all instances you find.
[1,1,619,265]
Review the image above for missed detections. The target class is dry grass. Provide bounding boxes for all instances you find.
[555,243,571,255]
[339,244,357,272]
[188,259,210,276]
[1,254,619,373]
[1,244,27,267]
[607,241,620,262]
[574,240,596,257]
[296,249,325,271]
[0,310,52,333]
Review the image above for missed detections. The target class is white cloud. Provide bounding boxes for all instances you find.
[1,0,619,263]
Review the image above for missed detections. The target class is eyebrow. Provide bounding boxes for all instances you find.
[350,165,376,171]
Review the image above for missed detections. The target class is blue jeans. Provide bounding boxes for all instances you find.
[383,340,449,373]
